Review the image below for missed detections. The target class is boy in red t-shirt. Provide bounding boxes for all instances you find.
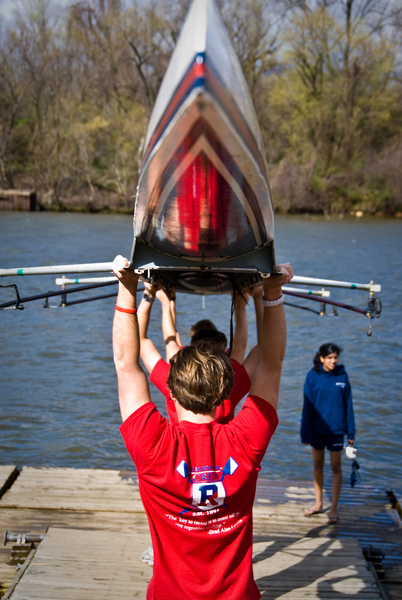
[112,255,292,600]
[137,283,263,566]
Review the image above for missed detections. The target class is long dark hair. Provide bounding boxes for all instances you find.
[313,342,342,371]
[190,328,227,350]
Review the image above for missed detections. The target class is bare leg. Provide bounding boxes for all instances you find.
[328,450,342,521]
[304,447,325,516]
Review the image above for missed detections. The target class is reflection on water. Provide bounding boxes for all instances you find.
[0,212,401,488]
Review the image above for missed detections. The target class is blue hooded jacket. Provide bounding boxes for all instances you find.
[300,364,355,443]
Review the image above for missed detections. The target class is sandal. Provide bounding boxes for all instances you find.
[304,507,324,517]
[327,515,339,525]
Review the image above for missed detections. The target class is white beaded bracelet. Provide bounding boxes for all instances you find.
[262,294,284,308]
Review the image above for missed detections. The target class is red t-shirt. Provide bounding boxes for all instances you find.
[150,358,251,425]
[120,395,278,600]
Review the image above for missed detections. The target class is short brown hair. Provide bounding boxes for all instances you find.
[167,340,234,414]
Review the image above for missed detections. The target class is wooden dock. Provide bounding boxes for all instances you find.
[0,190,36,211]
[0,465,401,599]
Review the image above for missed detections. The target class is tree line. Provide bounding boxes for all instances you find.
[0,0,401,216]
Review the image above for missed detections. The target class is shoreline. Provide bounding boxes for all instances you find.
[2,203,401,219]
[1,188,402,218]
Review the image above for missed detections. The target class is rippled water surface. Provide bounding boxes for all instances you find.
[0,212,401,489]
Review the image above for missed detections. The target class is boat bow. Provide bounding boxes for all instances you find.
[130,0,276,292]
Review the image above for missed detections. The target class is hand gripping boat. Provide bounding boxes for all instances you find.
[130,0,276,294]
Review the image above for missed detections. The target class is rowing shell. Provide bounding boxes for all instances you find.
[130,0,276,294]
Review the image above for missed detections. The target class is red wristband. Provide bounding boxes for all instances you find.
[115,304,137,314]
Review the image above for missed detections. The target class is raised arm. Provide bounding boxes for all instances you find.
[112,255,151,422]
[249,263,293,410]
[230,290,249,363]
[242,283,264,380]
[171,295,183,348]
[137,281,163,374]
[156,289,181,362]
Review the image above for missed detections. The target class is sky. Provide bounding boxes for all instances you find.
[0,0,15,21]
[0,0,72,23]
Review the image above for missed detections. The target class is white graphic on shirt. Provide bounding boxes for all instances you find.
[176,457,238,511]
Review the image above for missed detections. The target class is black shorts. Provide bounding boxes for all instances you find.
[310,434,344,452]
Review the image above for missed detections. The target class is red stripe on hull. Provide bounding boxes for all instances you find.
[142,60,206,166]
[175,153,230,254]
[139,117,267,258]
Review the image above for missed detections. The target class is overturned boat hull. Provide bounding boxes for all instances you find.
[130,0,276,294]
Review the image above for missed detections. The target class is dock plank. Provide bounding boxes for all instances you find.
[0,467,143,512]
[254,537,381,598]
[6,529,381,600]
[0,509,151,599]
[7,527,151,600]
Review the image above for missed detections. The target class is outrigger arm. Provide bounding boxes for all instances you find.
[0,262,114,277]
[0,260,382,335]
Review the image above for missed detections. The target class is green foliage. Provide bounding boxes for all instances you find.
[309,176,325,192]
[266,1,402,214]
[269,6,399,164]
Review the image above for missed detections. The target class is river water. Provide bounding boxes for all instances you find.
[0,212,401,490]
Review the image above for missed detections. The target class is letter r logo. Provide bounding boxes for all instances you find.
[192,481,226,510]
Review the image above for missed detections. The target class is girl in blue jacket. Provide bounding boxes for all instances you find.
[301,342,355,524]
